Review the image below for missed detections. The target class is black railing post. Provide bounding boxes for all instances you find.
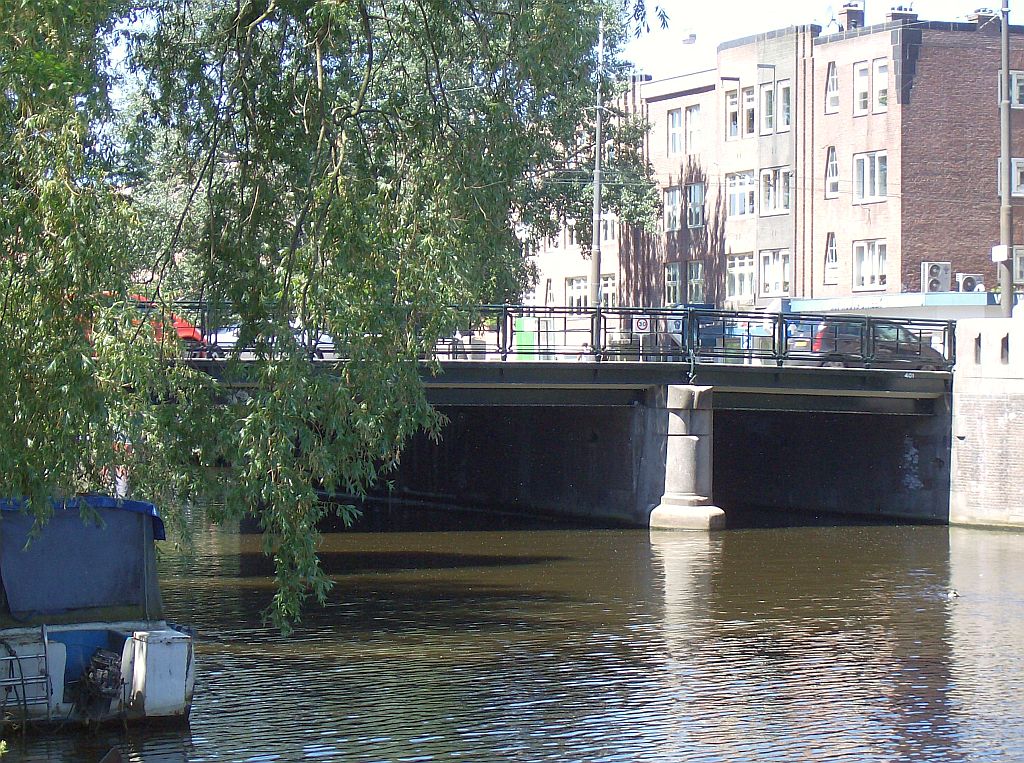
[500,305,510,360]
[775,312,786,366]
[591,304,603,361]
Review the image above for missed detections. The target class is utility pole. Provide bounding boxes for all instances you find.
[1000,0,1014,317]
[589,17,604,310]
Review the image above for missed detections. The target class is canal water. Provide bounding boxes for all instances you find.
[6,512,1024,762]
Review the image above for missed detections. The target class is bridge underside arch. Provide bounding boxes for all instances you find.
[712,407,952,524]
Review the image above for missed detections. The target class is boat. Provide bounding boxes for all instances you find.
[0,495,194,729]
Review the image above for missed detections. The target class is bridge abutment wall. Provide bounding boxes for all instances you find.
[949,318,1024,528]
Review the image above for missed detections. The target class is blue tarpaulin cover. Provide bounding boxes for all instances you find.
[0,496,165,620]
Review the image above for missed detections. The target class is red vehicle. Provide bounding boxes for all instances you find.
[125,295,218,358]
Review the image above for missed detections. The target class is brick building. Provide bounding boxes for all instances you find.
[536,5,1024,312]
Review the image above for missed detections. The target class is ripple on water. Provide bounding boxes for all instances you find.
[6,524,1024,762]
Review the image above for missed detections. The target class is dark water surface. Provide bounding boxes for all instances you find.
[7,518,1024,762]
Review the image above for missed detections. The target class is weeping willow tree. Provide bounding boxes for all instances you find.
[0,0,660,629]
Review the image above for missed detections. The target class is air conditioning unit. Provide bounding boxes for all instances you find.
[921,261,952,292]
[956,273,986,292]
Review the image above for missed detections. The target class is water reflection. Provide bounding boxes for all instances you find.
[6,520,1024,762]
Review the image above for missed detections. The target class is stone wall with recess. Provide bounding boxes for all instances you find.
[950,318,1024,527]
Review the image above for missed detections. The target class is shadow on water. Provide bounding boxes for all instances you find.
[237,549,569,577]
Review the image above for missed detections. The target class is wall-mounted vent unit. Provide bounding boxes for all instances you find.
[921,261,952,292]
[956,273,986,292]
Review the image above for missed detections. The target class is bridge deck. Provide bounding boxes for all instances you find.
[425,360,951,414]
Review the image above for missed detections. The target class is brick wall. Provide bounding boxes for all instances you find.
[902,27,1024,291]
[950,317,1024,527]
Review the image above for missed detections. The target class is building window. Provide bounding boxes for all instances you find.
[824,233,839,285]
[601,217,617,241]
[854,151,887,202]
[760,248,791,296]
[544,278,554,305]
[726,90,739,139]
[567,225,577,246]
[853,240,887,290]
[760,82,775,133]
[825,146,840,198]
[687,260,705,304]
[825,62,839,113]
[668,108,683,155]
[726,171,756,217]
[665,262,682,305]
[566,276,588,307]
[760,166,793,215]
[601,274,617,307]
[1014,246,1024,283]
[854,61,870,115]
[726,253,755,299]
[778,80,792,129]
[998,71,1024,107]
[873,59,888,111]
[685,104,701,153]
[664,187,681,231]
[686,182,705,228]
[742,86,756,136]
[997,158,1024,196]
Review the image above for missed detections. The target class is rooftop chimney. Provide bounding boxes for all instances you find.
[839,1,866,31]
[969,7,1000,34]
[887,4,918,23]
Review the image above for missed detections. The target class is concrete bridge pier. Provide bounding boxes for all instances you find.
[649,385,726,531]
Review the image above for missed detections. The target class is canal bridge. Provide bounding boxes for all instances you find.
[180,304,956,530]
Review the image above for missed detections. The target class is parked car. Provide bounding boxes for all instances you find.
[210,322,334,359]
[808,319,948,369]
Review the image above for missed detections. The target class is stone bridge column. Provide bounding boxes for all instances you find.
[649,385,726,531]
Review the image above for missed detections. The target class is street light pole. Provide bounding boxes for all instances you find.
[589,17,604,311]
[1000,0,1014,317]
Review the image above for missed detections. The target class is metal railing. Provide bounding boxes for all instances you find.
[432,306,956,370]
[140,301,956,370]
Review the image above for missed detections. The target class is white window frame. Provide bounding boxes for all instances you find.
[665,262,682,305]
[668,108,683,155]
[853,239,887,290]
[726,171,756,217]
[726,90,739,139]
[997,157,1024,196]
[601,216,617,241]
[566,276,588,307]
[778,79,792,130]
[664,187,681,231]
[854,151,887,203]
[1014,246,1024,284]
[726,253,755,300]
[998,71,1024,108]
[759,248,791,297]
[825,146,840,198]
[760,166,793,216]
[760,82,775,134]
[600,274,617,307]
[854,61,870,116]
[825,61,840,113]
[873,58,888,112]
[686,182,705,229]
[742,86,756,136]
[687,260,705,304]
[685,104,701,153]
[823,232,839,285]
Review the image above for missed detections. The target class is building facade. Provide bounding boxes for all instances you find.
[533,5,1024,312]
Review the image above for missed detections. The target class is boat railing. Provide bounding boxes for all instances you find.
[0,627,52,721]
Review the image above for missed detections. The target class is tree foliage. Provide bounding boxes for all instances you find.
[0,0,658,629]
